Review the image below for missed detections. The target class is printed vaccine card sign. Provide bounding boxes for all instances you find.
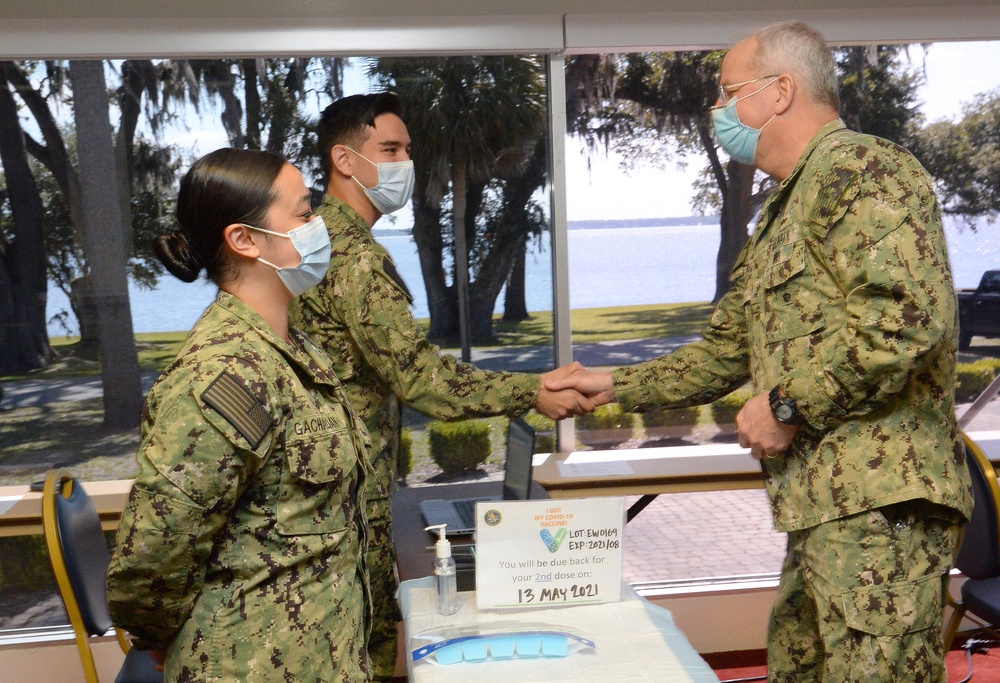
[474,497,624,610]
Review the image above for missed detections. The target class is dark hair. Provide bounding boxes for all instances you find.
[154,148,287,283]
[317,93,404,181]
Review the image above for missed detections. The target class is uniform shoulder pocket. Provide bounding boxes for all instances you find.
[381,256,413,303]
[806,166,861,237]
[201,371,274,450]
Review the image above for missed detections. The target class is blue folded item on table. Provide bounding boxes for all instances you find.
[411,625,595,666]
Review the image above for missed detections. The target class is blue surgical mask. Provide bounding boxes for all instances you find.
[710,80,777,166]
[347,148,415,215]
[245,216,331,296]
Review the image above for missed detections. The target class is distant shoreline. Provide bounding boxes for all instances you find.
[373,215,721,236]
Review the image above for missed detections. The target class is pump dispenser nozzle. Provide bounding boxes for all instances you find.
[425,524,451,559]
[425,524,457,615]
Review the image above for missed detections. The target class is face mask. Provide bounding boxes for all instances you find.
[348,148,415,214]
[245,216,331,296]
[710,80,777,166]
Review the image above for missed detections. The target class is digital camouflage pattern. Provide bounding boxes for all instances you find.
[108,292,374,683]
[289,195,540,679]
[768,500,962,682]
[613,120,973,531]
[613,120,973,680]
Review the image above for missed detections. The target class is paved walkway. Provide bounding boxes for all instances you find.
[622,488,785,584]
[0,337,702,410]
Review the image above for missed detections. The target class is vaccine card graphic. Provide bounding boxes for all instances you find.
[539,527,567,553]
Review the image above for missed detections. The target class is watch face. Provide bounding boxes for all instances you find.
[775,403,795,421]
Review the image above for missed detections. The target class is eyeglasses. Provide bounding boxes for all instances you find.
[716,75,779,106]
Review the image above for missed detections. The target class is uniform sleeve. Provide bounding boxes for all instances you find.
[780,161,956,430]
[107,358,277,649]
[336,256,539,419]
[613,261,751,411]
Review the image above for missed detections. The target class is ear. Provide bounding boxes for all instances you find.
[773,74,794,115]
[329,144,355,178]
[223,223,261,260]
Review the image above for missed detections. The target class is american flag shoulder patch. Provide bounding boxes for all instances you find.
[201,371,274,449]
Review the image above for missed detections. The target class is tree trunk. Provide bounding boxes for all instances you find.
[0,71,51,375]
[70,60,143,430]
[714,161,757,302]
[451,157,472,361]
[70,275,101,360]
[470,139,548,336]
[467,227,528,340]
[412,195,458,340]
[503,244,529,321]
[243,59,262,150]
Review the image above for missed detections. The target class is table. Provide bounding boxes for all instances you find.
[533,443,764,498]
[533,443,764,521]
[398,577,720,682]
[392,483,720,682]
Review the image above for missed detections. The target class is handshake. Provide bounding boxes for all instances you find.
[534,361,616,420]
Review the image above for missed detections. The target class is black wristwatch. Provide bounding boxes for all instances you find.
[769,386,804,426]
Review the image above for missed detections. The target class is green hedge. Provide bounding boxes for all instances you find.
[520,411,556,453]
[641,405,699,429]
[956,358,1000,403]
[397,428,413,481]
[0,536,52,591]
[710,390,753,426]
[427,420,492,474]
[576,404,635,436]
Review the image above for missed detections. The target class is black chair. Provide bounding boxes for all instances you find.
[41,469,163,683]
[943,435,1000,648]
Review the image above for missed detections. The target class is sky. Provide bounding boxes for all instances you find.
[165,40,1000,224]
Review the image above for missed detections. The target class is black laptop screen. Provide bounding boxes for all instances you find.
[502,417,535,500]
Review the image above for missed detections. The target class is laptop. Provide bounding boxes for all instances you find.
[419,417,536,536]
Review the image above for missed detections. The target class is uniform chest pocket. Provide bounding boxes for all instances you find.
[277,408,359,536]
[761,241,827,344]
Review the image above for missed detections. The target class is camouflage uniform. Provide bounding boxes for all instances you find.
[612,121,973,682]
[289,196,540,680]
[108,292,374,683]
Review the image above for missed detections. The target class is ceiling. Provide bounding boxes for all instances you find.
[1,0,997,58]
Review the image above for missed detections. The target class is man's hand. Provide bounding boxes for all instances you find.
[535,387,595,419]
[543,366,616,407]
[735,391,799,459]
[536,362,596,419]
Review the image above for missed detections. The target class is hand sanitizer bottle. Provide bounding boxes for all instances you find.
[425,524,457,615]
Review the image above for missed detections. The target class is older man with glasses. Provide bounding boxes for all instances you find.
[547,20,972,682]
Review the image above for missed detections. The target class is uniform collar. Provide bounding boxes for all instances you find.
[322,194,372,235]
[775,119,846,193]
[752,119,847,245]
[213,290,340,388]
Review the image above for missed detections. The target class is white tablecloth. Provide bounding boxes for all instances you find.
[399,577,720,683]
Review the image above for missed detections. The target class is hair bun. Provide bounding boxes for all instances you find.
[153,231,202,283]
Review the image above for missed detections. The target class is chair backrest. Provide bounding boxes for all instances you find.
[41,469,117,683]
[954,435,1000,580]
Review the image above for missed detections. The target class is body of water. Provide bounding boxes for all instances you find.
[44,217,1000,336]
